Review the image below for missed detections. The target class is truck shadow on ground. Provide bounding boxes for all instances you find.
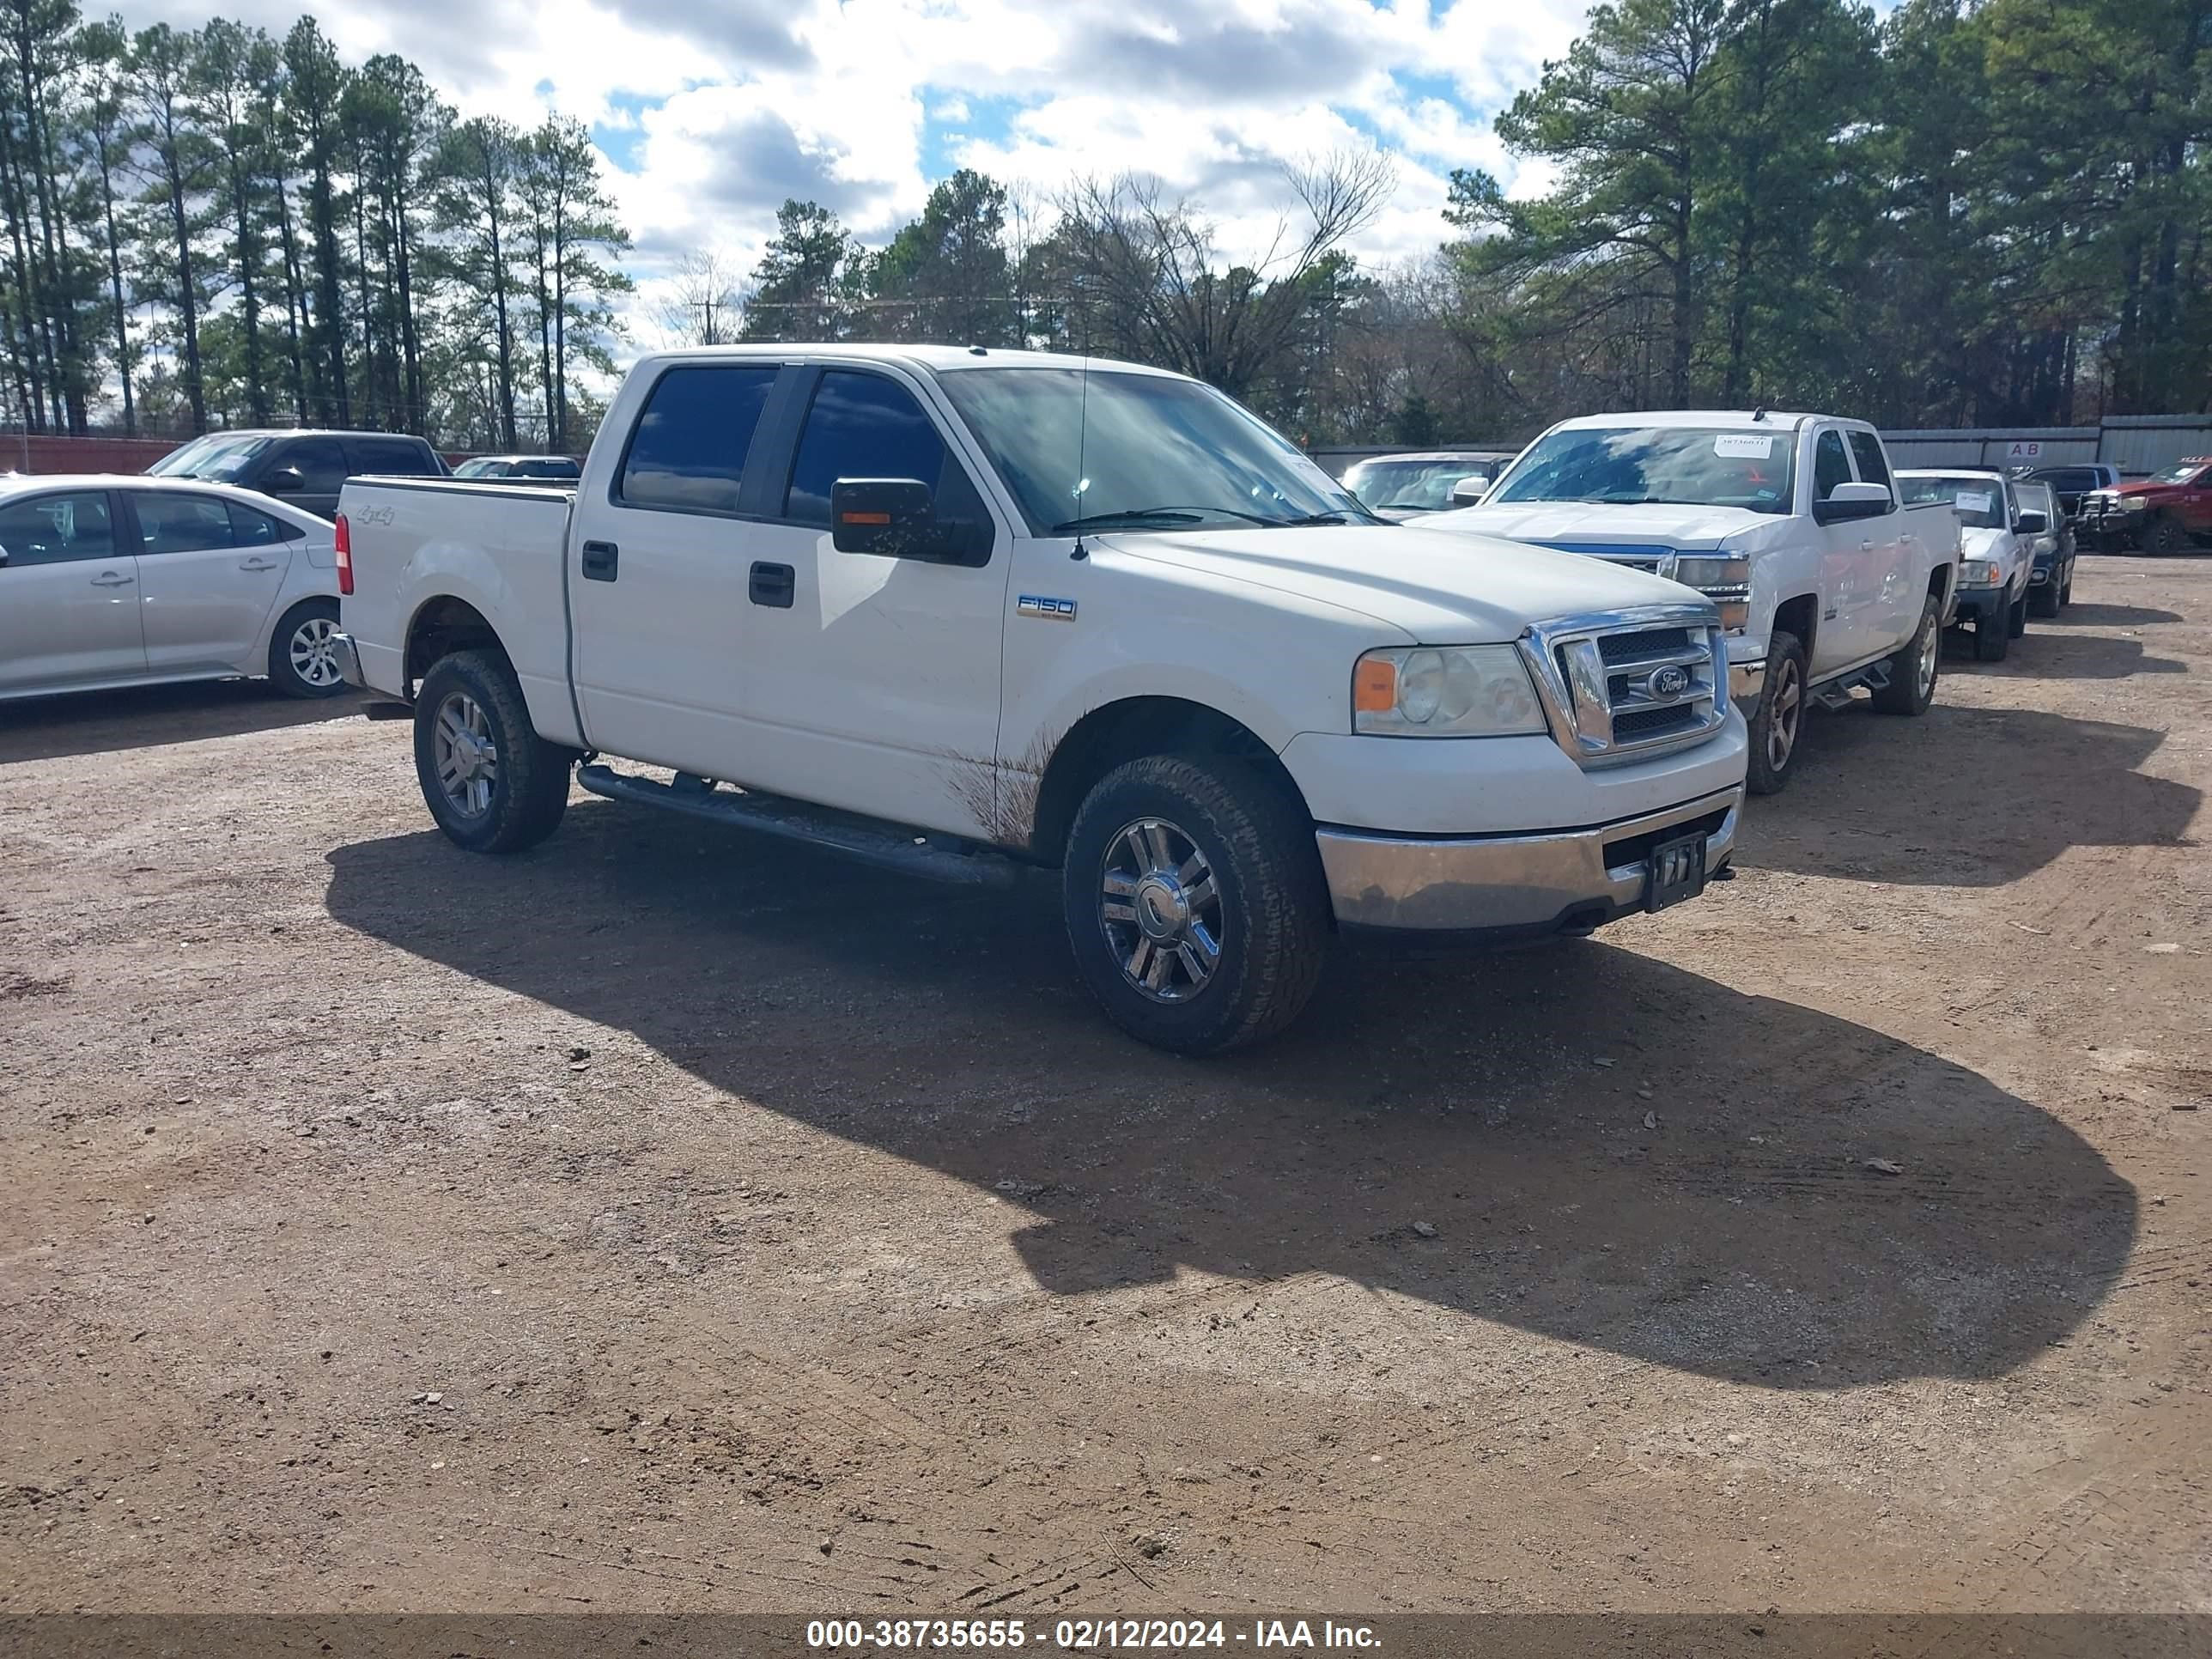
[325,805,2136,1390]
[1943,627,2186,678]
[1744,703,2197,885]
[2056,600,2184,628]
[0,680,360,765]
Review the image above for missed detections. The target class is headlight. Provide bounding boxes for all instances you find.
[1671,553,1753,634]
[1352,645,1547,737]
[1961,559,2001,586]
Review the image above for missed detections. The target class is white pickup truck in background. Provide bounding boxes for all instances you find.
[1424,411,1960,793]
[332,345,1747,1054]
[1895,468,2042,660]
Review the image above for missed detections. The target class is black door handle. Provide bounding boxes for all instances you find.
[580,539,619,581]
[750,562,794,608]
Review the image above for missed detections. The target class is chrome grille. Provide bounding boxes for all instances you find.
[1519,605,1729,767]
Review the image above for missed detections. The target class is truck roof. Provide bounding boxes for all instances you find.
[1545,409,1842,433]
[1895,467,2008,480]
[629,343,1184,378]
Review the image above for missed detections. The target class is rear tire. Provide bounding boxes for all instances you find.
[267,599,349,699]
[412,649,574,854]
[1745,631,1808,795]
[1061,755,1328,1055]
[1872,592,1942,715]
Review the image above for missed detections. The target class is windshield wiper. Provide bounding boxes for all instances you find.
[1261,511,1369,526]
[1051,507,1207,533]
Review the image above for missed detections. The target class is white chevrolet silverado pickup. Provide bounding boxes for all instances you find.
[1425,411,1960,793]
[1895,468,2041,661]
[333,346,1747,1053]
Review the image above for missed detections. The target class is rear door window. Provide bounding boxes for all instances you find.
[350,436,438,476]
[1845,430,1893,496]
[617,366,780,513]
[228,500,298,544]
[133,490,239,555]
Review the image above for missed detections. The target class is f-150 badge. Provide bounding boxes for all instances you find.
[1017,594,1077,622]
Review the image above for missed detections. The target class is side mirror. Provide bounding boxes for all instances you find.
[1449,476,1491,506]
[831,477,947,558]
[1812,481,1891,524]
[265,465,306,493]
[0,544,9,567]
[2016,510,2048,535]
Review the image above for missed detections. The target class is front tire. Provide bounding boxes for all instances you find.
[2147,514,2186,556]
[412,650,574,854]
[1746,630,1807,795]
[2030,576,2060,618]
[1972,604,2010,661]
[1872,592,1942,715]
[267,599,349,699]
[1061,755,1328,1055]
[2008,591,2028,639]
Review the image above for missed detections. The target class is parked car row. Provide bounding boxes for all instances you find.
[0,363,2136,1055]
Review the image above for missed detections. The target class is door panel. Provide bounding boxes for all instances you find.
[1808,427,1870,673]
[0,490,145,691]
[735,367,1009,837]
[568,362,784,774]
[129,489,294,673]
[1845,428,1913,652]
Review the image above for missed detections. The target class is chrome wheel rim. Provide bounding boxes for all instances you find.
[1100,817,1224,1003]
[432,691,498,818]
[289,616,342,688]
[1766,658,1802,773]
[1914,614,1938,698]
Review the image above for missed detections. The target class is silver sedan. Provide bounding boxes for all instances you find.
[0,474,347,703]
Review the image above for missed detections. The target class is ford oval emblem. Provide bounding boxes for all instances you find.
[1647,664,1692,700]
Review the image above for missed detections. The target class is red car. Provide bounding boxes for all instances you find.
[2079,458,2212,553]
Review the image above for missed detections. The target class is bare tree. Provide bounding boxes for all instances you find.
[1048,148,1392,398]
[652,247,743,347]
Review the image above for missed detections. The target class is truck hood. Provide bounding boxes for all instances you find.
[2112,481,2179,501]
[1423,500,1777,552]
[1960,526,2012,560]
[1106,523,1706,644]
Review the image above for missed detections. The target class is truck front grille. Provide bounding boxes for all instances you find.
[1520,605,1729,768]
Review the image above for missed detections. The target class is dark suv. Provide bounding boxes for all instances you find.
[148,429,447,520]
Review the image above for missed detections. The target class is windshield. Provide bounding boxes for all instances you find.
[149,433,271,482]
[1492,426,1795,514]
[2148,462,2207,486]
[1898,475,2006,529]
[453,458,501,477]
[935,366,1376,534]
[1342,458,1502,513]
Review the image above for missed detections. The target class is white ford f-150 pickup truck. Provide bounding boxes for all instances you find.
[1423,410,1960,794]
[332,346,1747,1054]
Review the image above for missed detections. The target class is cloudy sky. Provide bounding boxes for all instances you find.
[119,0,1589,327]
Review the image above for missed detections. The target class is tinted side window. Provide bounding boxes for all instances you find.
[1845,430,1893,495]
[618,366,779,513]
[352,436,437,475]
[0,491,115,565]
[134,490,238,555]
[785,371,955,527]
[283,438,349,494]
[1813,430,1852,501]
[228,501,293,545]
[519,459,580,478]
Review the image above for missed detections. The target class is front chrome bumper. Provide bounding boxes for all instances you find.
[330,629,366,690]
[1315,786,1742,934]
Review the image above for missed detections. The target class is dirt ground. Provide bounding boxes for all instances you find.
[2,556,2207,1617]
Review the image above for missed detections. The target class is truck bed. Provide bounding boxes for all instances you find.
[338,476,584,745]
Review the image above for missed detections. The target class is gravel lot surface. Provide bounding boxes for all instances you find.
[3,557,2207,1613]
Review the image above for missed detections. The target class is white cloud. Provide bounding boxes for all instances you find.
[112,0,1597,304]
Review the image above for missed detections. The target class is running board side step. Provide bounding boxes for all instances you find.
[574,763,1019,888]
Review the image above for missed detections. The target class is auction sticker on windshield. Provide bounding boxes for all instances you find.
[1713,435,1774,458]
[1955,490,1994,515]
